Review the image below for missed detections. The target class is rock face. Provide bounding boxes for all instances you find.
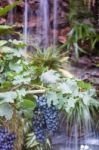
[0,0,70,46]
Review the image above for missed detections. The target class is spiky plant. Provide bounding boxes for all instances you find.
[26,132,51,150]
[31,47,61,70]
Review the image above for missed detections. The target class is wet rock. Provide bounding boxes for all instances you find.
[0,17,6,24]
[0,0,69,45]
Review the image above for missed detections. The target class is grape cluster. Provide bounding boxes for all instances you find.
[0,127,16,150]
[32,96,59,143]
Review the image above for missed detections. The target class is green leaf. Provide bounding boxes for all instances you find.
[58,82,72,94]
[9,62,23,72]
[16,89,27,98]
[0,46,13,53]
[65,97,77,113]
[0,91,17,103]
[26,132,38,148]
[96,64,99,67]
[82,95,90,106]
[13,75,31,85]
[0,1,21,16]
[58,79,78,94]
[9,39,26,48]
[1,81,12,89]
[0,25,14,35]
[0,40,8,47]
[46,91,58,106]
[0,103,13,120]
[21,99,36,109]
[57,93,64,109]
[77,80,92,90]
[40,70,60,84]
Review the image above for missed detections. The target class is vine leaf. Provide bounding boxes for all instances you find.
[40,70,60,84]
[0,91,17,103]
[46,91,58,106]
[65,97,77,113]
[0,103,13,120]
[20,99,36,109]
[9,62,23,73]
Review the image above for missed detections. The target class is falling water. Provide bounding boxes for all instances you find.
[7,12,13,25]
[74,124,79,150]
[52,107,99,150]
[40,0,49,48]
[64,109,97,150]
[22,0,58,49]
[53,0,58,47]
[23,0,28,47]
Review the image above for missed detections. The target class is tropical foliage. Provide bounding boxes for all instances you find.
[0,1,99,150]
[64,23,99,58]
[61,0,99,58]
[0,48,99,149]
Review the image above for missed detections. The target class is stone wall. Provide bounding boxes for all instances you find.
[0,0,70,44]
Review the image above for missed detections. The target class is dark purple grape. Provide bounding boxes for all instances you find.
[37,96,47,109]
[43,105,59,134]
[32,107,46,143]
[32,96,59,143]
[0,127,16,150]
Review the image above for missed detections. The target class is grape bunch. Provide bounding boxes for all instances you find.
[32,108,46,143]
[32,96,59,143]
[43,105,59,134]
[0,127,16,150]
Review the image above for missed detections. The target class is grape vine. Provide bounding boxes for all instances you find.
[32,96,59,143]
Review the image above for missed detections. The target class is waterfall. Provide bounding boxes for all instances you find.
[22,0,58,49]
[23,0,28,47]
[7,11,13,25]
[53,0,58,47]
[40,0,49,48]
